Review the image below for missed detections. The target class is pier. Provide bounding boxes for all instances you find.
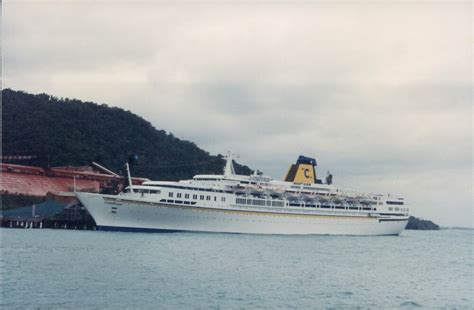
[1,216,96,230]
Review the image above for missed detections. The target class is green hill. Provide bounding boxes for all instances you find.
[2,88,252,180]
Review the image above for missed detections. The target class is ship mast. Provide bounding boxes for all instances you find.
[223,151,238,177]
[126,162,134,193]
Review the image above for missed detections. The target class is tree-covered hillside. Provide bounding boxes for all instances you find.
[2,89,252,180]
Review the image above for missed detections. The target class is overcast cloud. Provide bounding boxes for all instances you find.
[3,1,472,227]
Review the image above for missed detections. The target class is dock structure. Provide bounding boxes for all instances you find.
[1,162,148,197]
[1,162,149,231]
[1,199,98,230]
[1,216,97,231]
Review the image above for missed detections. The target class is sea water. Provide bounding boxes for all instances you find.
[1,228,472,309]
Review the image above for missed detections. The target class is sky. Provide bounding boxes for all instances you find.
[3,0,472,227]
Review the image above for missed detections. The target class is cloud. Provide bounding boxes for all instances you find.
[3,1,472,227]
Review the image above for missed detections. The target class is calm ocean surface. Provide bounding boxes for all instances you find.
[1,228,472,309]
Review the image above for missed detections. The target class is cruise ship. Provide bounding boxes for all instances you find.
[76,154,410,235]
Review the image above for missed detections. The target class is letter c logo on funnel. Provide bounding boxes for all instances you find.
[304,169,310,178]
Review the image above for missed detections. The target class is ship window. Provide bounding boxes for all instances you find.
[388,207,393,211]
[193,194,198,199]
[185,194,189,199]
[177,193,182,198]
[214,196,217,201]
[387,201,404,205]
[206,196,211,201]
[221,197,225,202]
[271,201,283,207]
[169,192,173,198]
[200,195,204,200]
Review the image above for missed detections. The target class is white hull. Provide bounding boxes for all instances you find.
[77,192,408,235]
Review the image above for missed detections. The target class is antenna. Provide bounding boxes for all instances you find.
[326,170,333,185]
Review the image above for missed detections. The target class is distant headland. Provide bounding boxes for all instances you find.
[406,216,440,230]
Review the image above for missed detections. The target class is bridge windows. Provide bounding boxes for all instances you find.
[386,201,404,205]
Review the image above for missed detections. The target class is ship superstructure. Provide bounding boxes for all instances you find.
[76,154,409,235]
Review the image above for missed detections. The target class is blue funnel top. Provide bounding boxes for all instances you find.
[296,155,317,166]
